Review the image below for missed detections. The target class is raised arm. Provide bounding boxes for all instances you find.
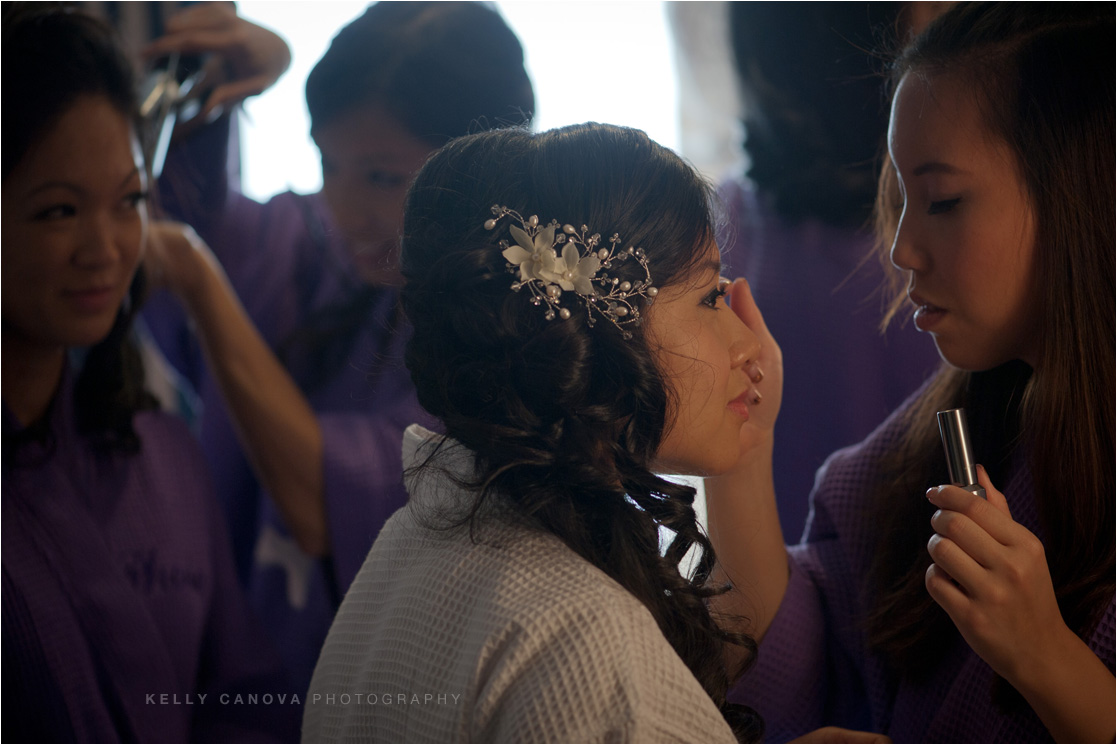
[143,3,291,121]
[706,278,789,644]
[147,221,329,556]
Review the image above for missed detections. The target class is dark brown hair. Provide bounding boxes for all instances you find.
[401,123,763,741]
[867,2,1115,703]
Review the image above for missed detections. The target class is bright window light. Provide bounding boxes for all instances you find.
[236,1,678,202]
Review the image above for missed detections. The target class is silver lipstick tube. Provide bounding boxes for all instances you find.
[936,408,987,499]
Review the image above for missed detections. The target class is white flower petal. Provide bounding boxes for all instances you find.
[572,275,595,295]
[510,224,535,252]
[502,245,532,264]
[561,243,580,271]
[577,255,601,278]
[535,224,557,252]
[538,249,558,274]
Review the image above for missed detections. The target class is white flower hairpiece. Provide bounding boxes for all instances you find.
[484,205,657,338]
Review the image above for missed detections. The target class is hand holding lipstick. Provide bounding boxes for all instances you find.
[923,466,1115,730]
[924,467,1114,742]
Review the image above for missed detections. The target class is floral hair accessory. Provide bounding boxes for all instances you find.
[484,205,657,338]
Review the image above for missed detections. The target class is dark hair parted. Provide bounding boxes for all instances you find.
[867,2,1115,706]
[730,1,902,226]
[305,1,534,146]
[2,4,156,453]
[400,123,763,742]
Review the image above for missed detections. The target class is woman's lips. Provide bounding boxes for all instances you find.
[913,304,946,332]
[63,286,117,314]
[909,292,947,333]
[728,391,751,421]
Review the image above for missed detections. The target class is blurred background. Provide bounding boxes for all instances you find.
[233,1,740,201]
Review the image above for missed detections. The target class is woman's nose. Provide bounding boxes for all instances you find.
[728,318,761,370]
[74,215,121,268]
[889,206,923,273]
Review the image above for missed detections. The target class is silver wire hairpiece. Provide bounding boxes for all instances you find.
[484,205,657,338]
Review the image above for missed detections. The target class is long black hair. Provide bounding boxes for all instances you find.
[867,2,1115,708]
[2,4,156,454]
[400,123,763,742]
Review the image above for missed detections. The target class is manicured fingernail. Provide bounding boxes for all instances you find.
[746,362,764,383]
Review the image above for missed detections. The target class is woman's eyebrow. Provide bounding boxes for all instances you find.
[913,160,970,177]
[21,167,141,200]
[696,259,722,280]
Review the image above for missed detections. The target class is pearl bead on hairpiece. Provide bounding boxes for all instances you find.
[484,204,657,338]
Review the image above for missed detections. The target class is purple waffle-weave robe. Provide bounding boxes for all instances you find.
[2,368,298,743]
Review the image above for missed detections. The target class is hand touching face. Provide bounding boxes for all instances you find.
[648,243,766,476]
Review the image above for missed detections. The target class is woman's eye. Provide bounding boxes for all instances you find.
[124,191,148,209]
[33,204,76,221]
[703,278,731,308]
[927,198,961,215]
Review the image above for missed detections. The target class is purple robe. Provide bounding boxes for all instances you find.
[2,368,298,743]
[143,126,436,694]
[729,385,1116,743]
[716,178,941,539]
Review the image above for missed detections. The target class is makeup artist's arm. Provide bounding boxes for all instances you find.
[147,221,329,556]
[143,2,290,120]
[926,471,1115,744]
[706,279,788,654]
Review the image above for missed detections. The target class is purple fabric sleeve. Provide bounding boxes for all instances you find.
[147,127,435,693]
[745,557,828,734]
[729,383,1115,744]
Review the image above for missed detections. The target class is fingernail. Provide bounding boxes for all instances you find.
[746,362,764,383]
[750,389,762,405]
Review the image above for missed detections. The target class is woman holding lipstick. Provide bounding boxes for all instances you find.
[709,4,1115,743]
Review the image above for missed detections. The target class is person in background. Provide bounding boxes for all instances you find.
[140,1,535,693]
[1,6,295,741]
[709,4,1114,742]
[717,2,941,539]
[304,122,888,744]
